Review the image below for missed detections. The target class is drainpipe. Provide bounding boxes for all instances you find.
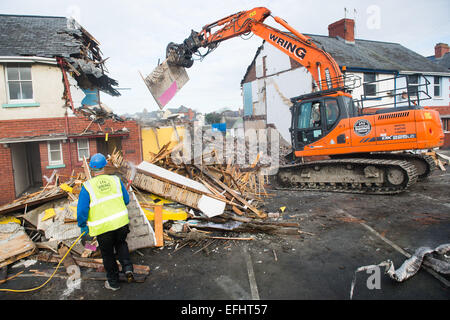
[64,110,74,174]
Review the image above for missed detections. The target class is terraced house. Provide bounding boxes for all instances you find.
[0,14,142,205]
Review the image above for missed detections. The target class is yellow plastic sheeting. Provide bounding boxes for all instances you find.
[0,216,21,225]
[139,193,187,221]
[41,208,56,222]
[59,183,73,193]
[141,126,185,160]
[143,207,188,221]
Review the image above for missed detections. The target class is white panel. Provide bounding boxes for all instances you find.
[264,44,291,76]
[251,80,258,103]
[265,68,313,142]
[197,195,226,218]
[137,161,211,194]
[254,79,266,115]
[255,54,264,78]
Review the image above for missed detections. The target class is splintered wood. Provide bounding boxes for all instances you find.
[0,223,37,268]
[110,145,271,219]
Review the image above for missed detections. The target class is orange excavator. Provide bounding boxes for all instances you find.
[150,7,444,194]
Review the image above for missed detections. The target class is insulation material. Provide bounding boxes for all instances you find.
[143,59,189,109]
[0,223,36,268]
[350,243,450,299]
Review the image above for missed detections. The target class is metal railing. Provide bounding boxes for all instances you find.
[353,74,431,112]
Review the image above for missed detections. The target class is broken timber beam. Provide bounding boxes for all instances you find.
[193,165,266,218]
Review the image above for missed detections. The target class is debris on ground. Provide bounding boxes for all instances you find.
[350,243,450,299]
[0,144,308,289]
[426,151,449,171]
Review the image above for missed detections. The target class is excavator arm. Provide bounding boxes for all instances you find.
[166,7,343,91]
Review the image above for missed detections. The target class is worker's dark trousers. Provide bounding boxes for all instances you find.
[97,224,133,285]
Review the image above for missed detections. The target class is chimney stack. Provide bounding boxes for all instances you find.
[435,43,449,59]
[328,18,355,43]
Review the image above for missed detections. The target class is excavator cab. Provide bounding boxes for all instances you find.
[290,91,356,151]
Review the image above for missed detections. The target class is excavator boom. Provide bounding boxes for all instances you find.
[165,7,343,91]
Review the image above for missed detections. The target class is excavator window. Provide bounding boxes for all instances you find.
[324,99,339,130]
[342,96,358,117]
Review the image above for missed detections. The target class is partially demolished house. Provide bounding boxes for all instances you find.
[0,14,142,205]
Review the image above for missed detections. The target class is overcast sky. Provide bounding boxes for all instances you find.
[1,0,449,115]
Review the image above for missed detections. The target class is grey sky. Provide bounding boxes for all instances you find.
[1,0,449,115]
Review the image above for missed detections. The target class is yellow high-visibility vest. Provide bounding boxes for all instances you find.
[83,175,129,236]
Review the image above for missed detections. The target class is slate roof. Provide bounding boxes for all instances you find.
[306,34,449,73]
[427,52,450,70]
[0,14,82,58]
[242,34,449,83]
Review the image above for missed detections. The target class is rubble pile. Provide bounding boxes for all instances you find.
[0,147,304,287]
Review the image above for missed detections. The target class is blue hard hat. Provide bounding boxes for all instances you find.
[89,153,107,169]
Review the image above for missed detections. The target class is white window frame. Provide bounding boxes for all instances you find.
[47,140,64,166]
[407,74,420,98]
[77,139,90,161]
[433,76,441,97]
[363,73,377,97]
[5,63,35,104]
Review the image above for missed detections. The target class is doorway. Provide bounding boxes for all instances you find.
[96,136,122,157]
[10,142,43,197]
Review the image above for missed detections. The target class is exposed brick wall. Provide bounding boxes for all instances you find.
[0,145,15,205]
[0,115,142,205]
[328,18,355,42]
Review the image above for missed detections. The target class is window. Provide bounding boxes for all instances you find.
[297,102,322,129]
[77,139,90,161]
[6,64,33,102]
[324,99,340,129]
[343,96,358,117]
[363,73,377,97]
[407,74,419,97]
[433,76,441,97]
[48,141,63,166]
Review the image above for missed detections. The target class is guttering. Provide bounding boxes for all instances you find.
[399,70,450,77]
[0,56,57,65]
[67,132,129,139]
[345,67,398,74]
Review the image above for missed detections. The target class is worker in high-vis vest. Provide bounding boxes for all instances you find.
[77,153,134,291]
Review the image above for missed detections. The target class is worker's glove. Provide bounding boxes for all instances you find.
[80,225,89,237]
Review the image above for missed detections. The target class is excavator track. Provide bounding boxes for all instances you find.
[331,152,436,180]
[274,158,419,195]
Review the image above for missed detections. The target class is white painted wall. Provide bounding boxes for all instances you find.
[265,68,313,142]
[421,75,450,107]
[0,63,68,120]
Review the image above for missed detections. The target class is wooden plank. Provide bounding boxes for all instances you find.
[0,225,37,268]
[154,205,164,247]
[194,165,266,218]
[83,156,92,180]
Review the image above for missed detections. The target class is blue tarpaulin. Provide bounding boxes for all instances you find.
[212,123,226,132]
